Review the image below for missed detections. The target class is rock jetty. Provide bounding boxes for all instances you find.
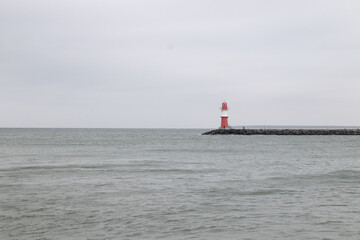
[202,128,360,135]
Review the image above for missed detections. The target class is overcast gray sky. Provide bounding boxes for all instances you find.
[1,0,359,128]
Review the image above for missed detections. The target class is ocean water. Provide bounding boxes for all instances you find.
[1,128,360,240]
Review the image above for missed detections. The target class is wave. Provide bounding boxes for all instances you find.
[206,187,296,197]
[0,163,121,172]
[300,170,360,181]
[269,170,360,183]
[239,189,295,196]
[0,164,217,175]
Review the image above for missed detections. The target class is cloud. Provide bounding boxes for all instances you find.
[1,0,359,127]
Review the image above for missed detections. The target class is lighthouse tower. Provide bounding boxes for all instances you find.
[220,101,229,129]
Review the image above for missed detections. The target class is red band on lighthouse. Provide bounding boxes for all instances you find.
[220,101,229,128]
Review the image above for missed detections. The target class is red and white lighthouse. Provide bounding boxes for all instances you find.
[220,101,229,129]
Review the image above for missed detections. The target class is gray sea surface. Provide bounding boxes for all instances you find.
[1,128,360,239]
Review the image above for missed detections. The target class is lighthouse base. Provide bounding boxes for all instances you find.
[220,117,229,129]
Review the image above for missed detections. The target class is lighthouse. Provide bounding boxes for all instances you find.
[220,101,229,129]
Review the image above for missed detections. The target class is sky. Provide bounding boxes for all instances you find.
[1,0,359,128]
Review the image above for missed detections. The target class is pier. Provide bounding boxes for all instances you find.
[202,128,360,135]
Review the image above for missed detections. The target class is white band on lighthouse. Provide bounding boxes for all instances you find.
[221,110,228,117]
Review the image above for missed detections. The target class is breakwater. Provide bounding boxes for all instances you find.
[202,128,360,135]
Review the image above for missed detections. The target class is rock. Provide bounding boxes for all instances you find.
[202,129,360,135]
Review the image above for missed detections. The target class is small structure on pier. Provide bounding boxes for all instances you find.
[220,101,229,129]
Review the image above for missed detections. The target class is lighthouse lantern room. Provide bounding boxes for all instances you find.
[220,101,229,129]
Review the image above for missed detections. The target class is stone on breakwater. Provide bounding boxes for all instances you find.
[202,129,360,135]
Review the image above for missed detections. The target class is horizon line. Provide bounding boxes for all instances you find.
[1,125,360,130]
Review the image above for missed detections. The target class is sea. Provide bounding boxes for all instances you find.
[1,128,360,240]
